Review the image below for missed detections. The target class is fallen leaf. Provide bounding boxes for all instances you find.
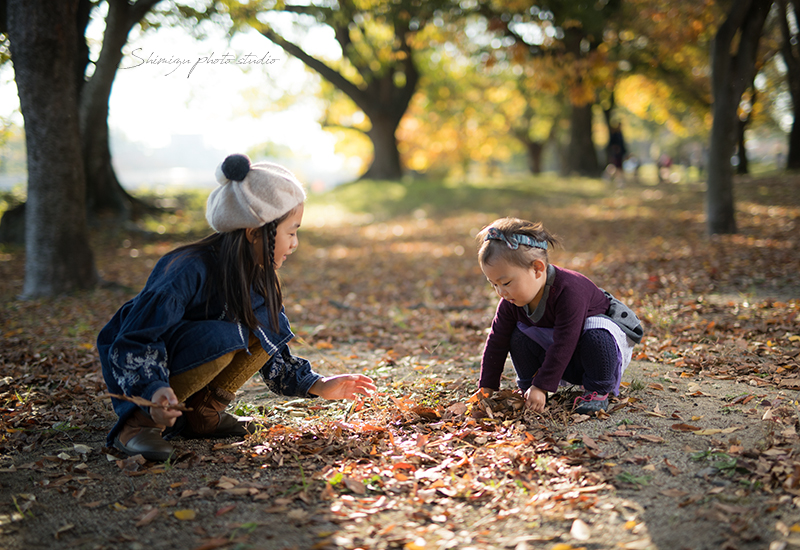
[405,537,427,550]
[174,509,196,521]
[343,476,366,495]
[671,423,703,432]
[215,505,236,517]
[581,435,599,450]
[135,509,159,527]
[191,538,230,550]
[446,402,468,416]
[663,458,681,476]
[621,539,653,549]
[54,524,74,539]
[570,519,591,541]
[287,509,308,521]
[638,434,665,443]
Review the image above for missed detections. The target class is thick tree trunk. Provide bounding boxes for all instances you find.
[788,116,800,169]
[567,103,600,176]
[707,0,770,235]
[736,117,750,175]
[778,0,800,169]
[8,0,98,296]
[525,141,544,174]
[361,113,403,180]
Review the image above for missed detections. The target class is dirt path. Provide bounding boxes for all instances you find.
[2,174,798,549]
[2,352,799,550]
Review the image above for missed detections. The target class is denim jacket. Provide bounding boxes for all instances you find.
[97,248,321,444]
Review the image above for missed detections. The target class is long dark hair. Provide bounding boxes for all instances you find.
[170,209,293,333]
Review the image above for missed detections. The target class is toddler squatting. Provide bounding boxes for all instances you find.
[475,218,643,414]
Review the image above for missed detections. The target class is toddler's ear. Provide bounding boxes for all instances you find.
[532,259,547,275]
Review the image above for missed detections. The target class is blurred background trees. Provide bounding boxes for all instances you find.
[1,0,798,295]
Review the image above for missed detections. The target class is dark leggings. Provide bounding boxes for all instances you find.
[509,327,619,395]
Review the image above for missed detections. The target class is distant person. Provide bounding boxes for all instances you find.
[472,218,643,415]
[657,153,672,183]
[98,154,376,461]
[606,122,627,183]
[623,155,640,184]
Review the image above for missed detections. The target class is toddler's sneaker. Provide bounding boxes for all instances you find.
[573,392,608,415]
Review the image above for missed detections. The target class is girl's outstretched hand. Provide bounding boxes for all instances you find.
[150,386,182,426]
[524,385,547,412]
[310,374,376,401]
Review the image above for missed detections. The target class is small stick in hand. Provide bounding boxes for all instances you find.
[99,393,192,412]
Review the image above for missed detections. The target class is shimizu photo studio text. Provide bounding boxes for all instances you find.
[120,48,279,77]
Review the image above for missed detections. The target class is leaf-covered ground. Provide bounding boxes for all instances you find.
[1,173,799,550]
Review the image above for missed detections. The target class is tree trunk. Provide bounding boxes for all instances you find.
[257,18,416,181]
[567,103,600,176]
[707,0,770,235]
[8,0,98,297]
[361,113,403,180]
[81,0,161,217]
[525,141,544,174]
[778,0,800,169]
[788,115,800,169]
[736,117,750,175]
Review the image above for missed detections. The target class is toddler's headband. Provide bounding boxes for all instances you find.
[485,227,548,250]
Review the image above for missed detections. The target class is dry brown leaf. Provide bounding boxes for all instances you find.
[135,508,159,527]
[54,523,74,540]
[638,434,665,443]
[671,423,703,432]
[342,475,366,495]
[663,458,681,476]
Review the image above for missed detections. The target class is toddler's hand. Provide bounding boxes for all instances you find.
[524,386,547,412]
[310,374,376,401]
[149,386,182,427]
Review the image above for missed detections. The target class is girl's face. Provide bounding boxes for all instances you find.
[481,258,547,309]
[246,203,304,269]
[272,204,304,269]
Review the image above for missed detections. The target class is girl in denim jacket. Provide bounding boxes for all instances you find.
[98,154,375,461]
[474,218,642,415]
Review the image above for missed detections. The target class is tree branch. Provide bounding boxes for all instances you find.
[256,24,370,112]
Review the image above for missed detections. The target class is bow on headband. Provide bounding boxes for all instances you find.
[485,227,548,250]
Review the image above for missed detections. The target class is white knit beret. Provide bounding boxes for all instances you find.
[206,154,306,233]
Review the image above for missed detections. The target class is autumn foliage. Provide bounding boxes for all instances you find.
[1,173,799,549]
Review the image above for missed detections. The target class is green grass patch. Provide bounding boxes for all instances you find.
[311,173,609,221]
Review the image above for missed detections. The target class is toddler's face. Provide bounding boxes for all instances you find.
[481,258,547,309]
[273,204,304,269]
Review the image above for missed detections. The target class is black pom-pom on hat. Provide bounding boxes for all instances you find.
[221,154,251,182]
